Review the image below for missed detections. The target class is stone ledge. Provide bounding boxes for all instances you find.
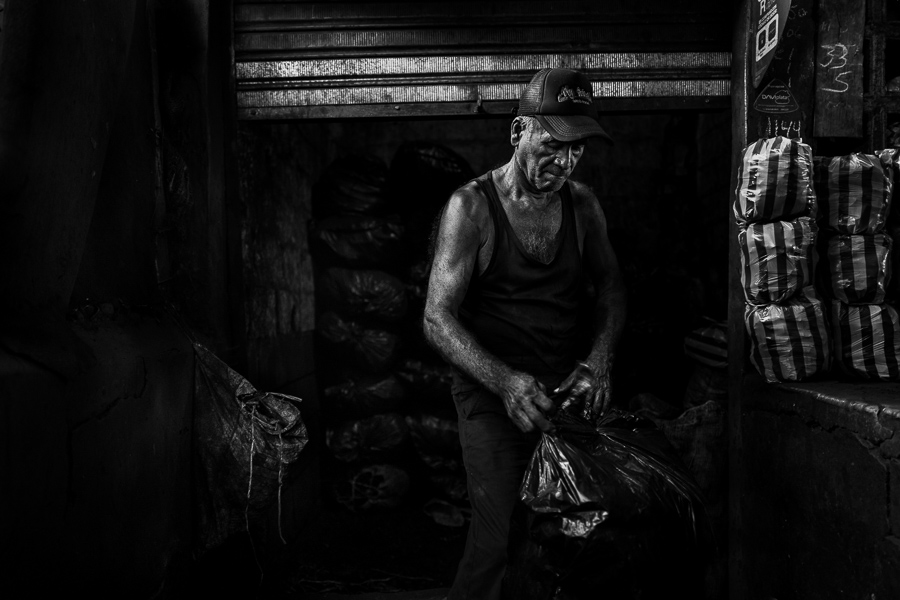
[744,374,900,443]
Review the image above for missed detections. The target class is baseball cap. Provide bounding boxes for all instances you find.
[518,68,613,144]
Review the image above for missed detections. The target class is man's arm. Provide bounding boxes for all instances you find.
[556,182,627,418]
[423,185,555,433]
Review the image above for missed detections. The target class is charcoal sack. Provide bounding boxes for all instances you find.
[813,152,894,234]
[734,136,815,225]
[745,286,831,383]
[388,142,475,208]
[423,497,469,527]
[335,464,410,511]
[504,410,711,600]
[310,215,405,268]
[405,413,462,470]
[407,256,432,303]
[317,311,400,373]
[739,216,816,304]
[314,154,390,216]
[825,234,893,305]
[318,268,409,323]
[327,412,410,463]
[323,374,406,420]
[683,364,729,409]
[428,470,468,503]
[395,358,454,400]
[649,401,726,502]
[832,302,900,380]
[388,142,476,251]
[193,344,308,552]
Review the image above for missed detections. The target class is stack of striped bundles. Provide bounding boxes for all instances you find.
[814,149,900,380]
[735,137,830,382]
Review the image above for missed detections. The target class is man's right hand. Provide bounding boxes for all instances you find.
[499,371,556,433]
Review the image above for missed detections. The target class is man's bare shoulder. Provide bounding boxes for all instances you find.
[443,179,491,231]
[567,179,606,221]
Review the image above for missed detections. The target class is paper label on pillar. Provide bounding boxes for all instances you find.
[752,0,791,87]
[753,79,800,114]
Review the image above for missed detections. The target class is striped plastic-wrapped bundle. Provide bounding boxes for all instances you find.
[734,137,816,225]
[683,320,728,369]
[739,217,816,305]
[878,147,899,184]
[745,287,831,383]
[825,234,893,304]
[832,302,900,380]
[813,152,894,234]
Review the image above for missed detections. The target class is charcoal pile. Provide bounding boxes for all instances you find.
[311,144,475,522]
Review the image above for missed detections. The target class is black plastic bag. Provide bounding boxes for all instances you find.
[314,154,390,216]
[428,470,468,503]
[503,410,712,600]
[407,256,432,302]
[327,412,410,463]
[397,263,444,360]
[323,374,406,420]
[387,142,475,254]
[388,142,475,215]
[318,268,408,323]
[395,358,453,399]
[193,344,308,553]
[335,464,411,511]
[423,497,469,527]
[405,412,462,470]
[310,214,405,268]
[317,311,401,373]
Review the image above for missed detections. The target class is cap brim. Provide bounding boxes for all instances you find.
[536,114,614,144]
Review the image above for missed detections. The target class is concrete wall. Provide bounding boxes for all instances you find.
[739,377,900,599]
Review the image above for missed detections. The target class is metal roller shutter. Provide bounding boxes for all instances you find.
[234,1,732,120]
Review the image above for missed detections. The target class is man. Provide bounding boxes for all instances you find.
[423,67,627,600]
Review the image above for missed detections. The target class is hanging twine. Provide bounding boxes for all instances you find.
[277,431,287,545]
[244,405,264,583]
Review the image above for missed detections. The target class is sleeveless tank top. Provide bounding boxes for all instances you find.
[458,171,587,378]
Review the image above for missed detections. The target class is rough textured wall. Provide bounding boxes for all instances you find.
[70,0,159,307]
[0,1,220,595]
[1,313,194,596]
[0,0,136,316]
[740,378,900,599]
[236,121,330,543]
[237,122,324,387]
[154,0,235,351]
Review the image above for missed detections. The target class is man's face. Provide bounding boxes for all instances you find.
[513,118,585,193]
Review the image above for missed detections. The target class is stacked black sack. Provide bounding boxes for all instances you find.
[386,142,476,525]
[311,145,476,519]
[388,142,477,361]
[814,149,900,379]
[311,154,412,511]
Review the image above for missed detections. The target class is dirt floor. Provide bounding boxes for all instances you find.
[273,500,464,599]
[188,485,465,599]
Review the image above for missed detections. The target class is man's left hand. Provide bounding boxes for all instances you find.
[555,362,611,420]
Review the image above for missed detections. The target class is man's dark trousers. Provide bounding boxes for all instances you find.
[446,371,563,600]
